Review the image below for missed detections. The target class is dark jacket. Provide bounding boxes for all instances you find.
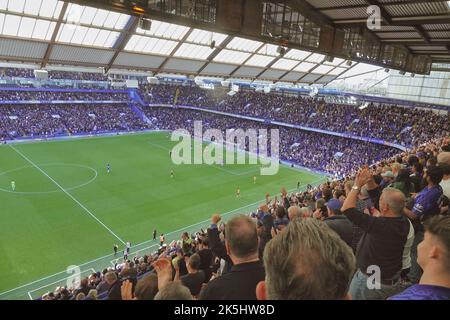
[107,280,122,300]
[343,207,410,280]
[207,226,233,274]
[199,261,265,300]
[324,215,354,249]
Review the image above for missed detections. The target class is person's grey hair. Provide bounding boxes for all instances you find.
[87,289,97,300]
[225,215,258,259]
[288,205,302,220]
[263,218,356,300]
[299,207,312,218]
[154,282,192,300]
[104,271,117,284]
[382,187,406,215]
[437,152,450,166]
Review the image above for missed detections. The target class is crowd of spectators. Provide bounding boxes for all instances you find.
[139,84,450,147]
[140,83,221,108]
[0,68,35,78]
[2,83,446,301]
[0,68,109,81]
[48,71,109,82]
[142,107,399,177]
[0,90,130,102]
[0,104,148,139]
[39,137,450,300]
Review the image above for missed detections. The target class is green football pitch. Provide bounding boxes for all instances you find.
[0,131,325,299]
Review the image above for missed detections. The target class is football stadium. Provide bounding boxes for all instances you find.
[0,0,449,303]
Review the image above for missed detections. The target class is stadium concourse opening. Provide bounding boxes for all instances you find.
[0,0,449,305]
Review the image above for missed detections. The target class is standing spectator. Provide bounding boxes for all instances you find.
[257,204,274,259]
[256,218,355,300]
[400,219,415,285]
[175,253,205,297]
[410,162,424,193]
[380,171,395,189]
[197,238,214,283]
[437,152,450,199]
[342,168,410,300]
[200,215,265,300]
[323,198,354,249]
[287,205,302,221]
[391,168,415,198]
[106,272,122,300]
[404,166,444,284]
[391,215,450,300]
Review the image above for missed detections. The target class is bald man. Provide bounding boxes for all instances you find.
[341,168,410,300]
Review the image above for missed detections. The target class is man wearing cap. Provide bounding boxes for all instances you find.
[324,198,354,250]
[380,171,395,189]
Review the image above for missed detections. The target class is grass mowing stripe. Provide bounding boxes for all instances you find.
[8,144,126,245]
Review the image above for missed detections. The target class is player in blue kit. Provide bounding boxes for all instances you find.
[107,163,110,173]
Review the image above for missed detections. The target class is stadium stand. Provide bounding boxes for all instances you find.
[140,83,450,147]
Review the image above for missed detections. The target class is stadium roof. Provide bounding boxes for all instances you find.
[0,0,355,85]
[307,0,450,63]
[0,0,448,85]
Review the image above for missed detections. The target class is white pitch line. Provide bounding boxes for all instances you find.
[0,178,325,298]
[110,244,159,266]
[27,268,96,300]
[8,144,126,245]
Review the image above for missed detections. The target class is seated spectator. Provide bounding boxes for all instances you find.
[85,289,98,300]
[256,218,355,300]
[391,215,450,300]
[72,278,91,298]
[106,272,122,300]
[96,270,115,294]
[199,215,265,300]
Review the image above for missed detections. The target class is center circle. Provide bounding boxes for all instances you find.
[0,163,98,194]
